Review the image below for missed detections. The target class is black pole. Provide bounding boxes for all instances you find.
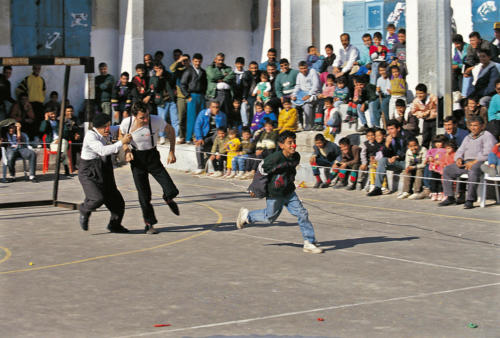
[52,65,71,204]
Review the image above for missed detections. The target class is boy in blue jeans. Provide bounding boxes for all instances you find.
[236,131,323,254]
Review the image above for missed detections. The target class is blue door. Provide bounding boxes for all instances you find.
[11,0,91,57]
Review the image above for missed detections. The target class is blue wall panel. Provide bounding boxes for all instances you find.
[64,0,91,56]
[11,0,38,56]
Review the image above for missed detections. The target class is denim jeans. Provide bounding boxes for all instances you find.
[356,104,368,126]
[157,101,179,137]
[375,157,405,188]
[232,154,249,171]
[247,192,316,243]
[369,95,390,127]
[186,93,205,142]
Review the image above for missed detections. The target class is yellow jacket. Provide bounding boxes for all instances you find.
[16,74,46,103]
[278,108,298,133]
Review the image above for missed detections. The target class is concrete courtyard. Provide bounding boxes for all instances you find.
[0,168,499,337]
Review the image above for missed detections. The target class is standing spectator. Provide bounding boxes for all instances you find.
[39,107,71,176]
[206,53,235,119]
[323,97,341,141]
[487,78,500,137]
[9,93,37,141]
[2,122,38,183]
[410,83,438,149]
[154,50,164,65]
[391,28,407,77]
[367,119,411,196]
[241,61,261,126]
[144,53,156,77]
[355,75,377,133]
[385,23,399,51]
[452,34,469,92]
[333,33,359,79]
[398,138,427,199]
[369,32,389,84]
[466,49,499,107]
[15,65,45,127]
[170,54,190,142]
[493,22,500,58]
[132,64,151,107]
[149,62,179,143]
[44,91,60,115]
[439,116,496,208]
[395,99,419,137]
[180,53,207,144]
[0,66,15,121]
[358,128,378,190]
[310,133,341,188]
[259,48,277,71]
[371,62,390,128]
[388,65,407,119]
[111,72,136,125]
[94,62,114,116]
[291,61,321,131]
[265,63,281,113]
[192,101,227,175]
[64,105,82,170]
[233,57,246,101]
[275,58,299,103]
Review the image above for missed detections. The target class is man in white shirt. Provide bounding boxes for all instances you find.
[78,114,132,232]
[291,61,321,131]
[333,33,360,78]
[120,102,179,234]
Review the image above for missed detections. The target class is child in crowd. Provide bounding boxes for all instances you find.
[257,103,278,130]
[306,45,324,72]
[464,96,488,130]
[132,63,149,102]
[224,129,241,178]
[358,128,377,190]
[399,138,427,199]
[310,133,342,188]
[244,121,279,179]
[366,128,389,192]
[209,127,228,177]
[252,72,272,103]
[232,127,256,179]
[385,23,399,51]
[228,99,243,129]
[388,65,407,119]
[344,77,362,123]
[370,32,389,84]
[333,77,349,111]
[410,83,438,149]
[314,74,336,130]
[323,97,341,142]
[426,135,447,201]
[373,62,391,128]
[481,141,500,177]
[250,102,265,133]
[277,98,298,133]
[331,137,361,190]
[395,99,419,136]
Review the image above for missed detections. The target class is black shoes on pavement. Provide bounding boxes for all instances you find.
[79,212,90,231]
[165,199,180,216]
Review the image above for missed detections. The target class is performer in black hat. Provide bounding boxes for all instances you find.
[78,113,132,232]
[119,102,180,234]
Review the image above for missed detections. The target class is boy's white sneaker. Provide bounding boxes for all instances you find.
[303,240,323,254]
[408,193,420,200]
[212,171,223,177]
[191,169,204,175]
[381,187,391,195]
[236,208,249,229]
[366,184,374,192]
[159,137,166,145]
[397,192,410,199]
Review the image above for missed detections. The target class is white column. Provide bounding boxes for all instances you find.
[280,0,312,67]
[119,0,144,75]
[406,0,452,118]
[319,0,343,53]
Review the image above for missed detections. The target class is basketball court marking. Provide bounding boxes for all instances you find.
[0,246,11,264]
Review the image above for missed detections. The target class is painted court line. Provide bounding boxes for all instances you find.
[227,232,500,276]
[116,282,500,337]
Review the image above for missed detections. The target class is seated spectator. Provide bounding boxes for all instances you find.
[369,32,389,84]
[232,127,255,179]
[223,128,241,178]
[323,97,341,142]
[481,140,500,177]
[333,33,359,80]
[331,137,361,190]
[398,138,427,199]
[250,102,265,133]
[64,105,82,171]
[353,75,377,133]
[253,72,272,103]
[277,98,298,133]
[192,100,227,175]
[256,103,277,131]
[371,62,390,128]
[356,34,373,75]
[254,120,279,157]
[319,44,336,81]
[388,65,407,119]
[208,127,228,177]
[464,96,488,129]
[9,93,37,142]
[306,45,324,72]
[1,122,38,183]
[39,107,71,176]
[44,91,60,114]
[443,116,469,147]
[310,133,341,189]
[111,71,136,125]
[292,61,321,131]
[486,78,500,137]
[426,135,448,201]
[439,116,497,209]
[275,58,298,104]
[368,119,411,196]
[452,34,469,92]
[466,48,499,107]
[332,76,349,112]
[228,99,243,129]
[385,23,399,51]
[410,83,438,149]
[314,74,336,129]
[395,99,419,136]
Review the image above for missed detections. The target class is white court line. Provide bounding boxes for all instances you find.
[116,282,500,337]
[227,232,500,276]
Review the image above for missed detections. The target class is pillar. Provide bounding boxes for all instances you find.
[319,0,344,53]
[406,0,453,119]
[119,0,144,75]
[280,0,312,67]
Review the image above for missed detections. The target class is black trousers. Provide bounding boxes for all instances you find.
[78,158,124,226]
[130,148,179,225]
[422,119,436,149]
[215,89,233,121]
